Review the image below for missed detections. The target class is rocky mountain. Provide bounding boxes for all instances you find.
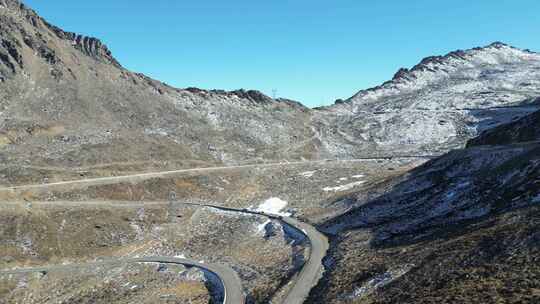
[1,0,540,185]
[311,109,540,303]
[2,0,540,219]
[316,42,540,157]
[0,0,313,181]
[2,1,540,304]
[321,111,540,236]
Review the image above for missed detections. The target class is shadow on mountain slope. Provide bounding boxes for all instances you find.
[309,109,540,304]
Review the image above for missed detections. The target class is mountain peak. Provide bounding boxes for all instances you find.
[44,21,121,67]
[0,0,121,71]
[336,42,539,106]
[394,42,525,82]
[486,41,510,48]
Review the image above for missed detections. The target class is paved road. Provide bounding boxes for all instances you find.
[180,202,329,304]
[2,200,329,303]
[280,217,329,304]
[0,157,434,192]
[0,257,244,304]
[1,159,393,303]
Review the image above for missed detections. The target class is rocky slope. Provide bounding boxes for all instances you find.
[311,109,540,303]
[2,1,540,303]
[0,201,305,304]
[467,103,540,146]
[1,263,213,304]
[317,43,540,157]
[1,0,540,184]
[0,0,313,178]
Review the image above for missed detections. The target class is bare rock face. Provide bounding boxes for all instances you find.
[45,23,121,67]
[0,0,119,72]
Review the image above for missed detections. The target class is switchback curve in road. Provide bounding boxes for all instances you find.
[0,257,244,304]
[180,202,330,304]
[2,201,328,304]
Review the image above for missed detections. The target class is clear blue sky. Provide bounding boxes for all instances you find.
[25,0,540,107]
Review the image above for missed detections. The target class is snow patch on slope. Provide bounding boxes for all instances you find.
[254,219,272,236]
[299,171,316,178]
[323,181,366,192]
[255,197,291,216]
[347,265,414,300]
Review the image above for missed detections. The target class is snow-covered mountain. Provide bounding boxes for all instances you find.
[316,43,540,157]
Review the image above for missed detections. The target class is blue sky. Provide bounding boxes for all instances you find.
[25,0,540,107]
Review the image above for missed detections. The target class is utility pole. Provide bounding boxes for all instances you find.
[168,191,176,222]
[166,190,177,243]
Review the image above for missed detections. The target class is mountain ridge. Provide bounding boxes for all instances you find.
[332,41,540,111]
[4,1,538,111]
[0,0,120,68]
[1,2,540,304]
[1,0,540,181]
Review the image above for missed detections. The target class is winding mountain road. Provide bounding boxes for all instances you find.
[2,200,329,304]
[280,217,329,304]
[0,160,396,303]
[0,257,244,304]
[179,202,329,304]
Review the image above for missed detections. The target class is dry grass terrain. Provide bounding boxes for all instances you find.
[0,263,211,304]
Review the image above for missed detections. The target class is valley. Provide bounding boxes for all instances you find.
[1,0,539,303]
